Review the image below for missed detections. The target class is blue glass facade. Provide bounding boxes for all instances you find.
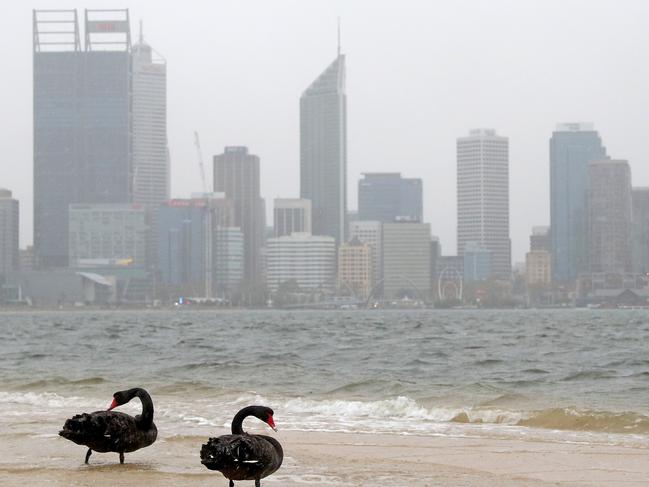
[358,173,423,223]
[157,202,209,291]
[550,126,607,282]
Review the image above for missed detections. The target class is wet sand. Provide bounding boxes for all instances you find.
[1,430,648,486]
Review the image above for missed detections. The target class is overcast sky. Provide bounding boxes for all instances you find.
[2,0,649,261]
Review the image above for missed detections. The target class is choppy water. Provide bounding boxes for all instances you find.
[2,309,649,448]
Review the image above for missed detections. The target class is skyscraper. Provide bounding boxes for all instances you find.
[33,10,132,268]
[358,173,423,223]
[588,160,632,274]
[632,188,649,274]
[457,129,511,279]
[132,24,169,210]
[0,189,19,275]
[273,198,312,237]
[550,123,607,282]
[213,147,265,288]
[300,50,347,244]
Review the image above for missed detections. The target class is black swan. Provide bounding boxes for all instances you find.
[200,405,283,486]
[59,387,157,464]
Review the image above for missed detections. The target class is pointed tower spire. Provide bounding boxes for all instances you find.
[337,17,341,56]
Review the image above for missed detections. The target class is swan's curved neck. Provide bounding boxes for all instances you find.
[231,406,258,435]
[131,388,154,428]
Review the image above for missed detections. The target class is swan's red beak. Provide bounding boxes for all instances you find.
[107,398,119,411]
[267,415,277,432]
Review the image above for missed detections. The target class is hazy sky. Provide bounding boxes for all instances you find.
[2,0,649,262]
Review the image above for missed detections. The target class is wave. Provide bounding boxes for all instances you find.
[518,408,649,434]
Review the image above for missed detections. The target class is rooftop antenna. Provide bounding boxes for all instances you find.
[337,17,341,56]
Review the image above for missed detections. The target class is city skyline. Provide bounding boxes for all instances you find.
[3,1,649,262]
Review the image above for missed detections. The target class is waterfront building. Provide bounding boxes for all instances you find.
[273,198,312,237]
[300,50,347,244]
[550,123,607,281]
[457,129,511,279]
[382,222,431,299]
[588,160,632,274]
[463,242,491,282]
[266,233,336,293]
[33,10,132,268]
[68,204,147,268]
[214,226,244,298]
[358,173,423,223]
[0,189,19,275]
[349,220,382,291]
[632,188,649,274]
[213,147,265,289]
[338,237,373,299]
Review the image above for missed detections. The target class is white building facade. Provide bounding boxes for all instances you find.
[457,129,511,279]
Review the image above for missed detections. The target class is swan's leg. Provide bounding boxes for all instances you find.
[85,449,92,464]
[255,480,260,487]
[228,481,234,487]
[119,452,124,464]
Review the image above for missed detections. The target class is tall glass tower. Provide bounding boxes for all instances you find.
[550,123,607,282]
[300,51,347,244]
[33,9,132,268]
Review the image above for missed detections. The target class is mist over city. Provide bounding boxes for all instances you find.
[2,1,649,486]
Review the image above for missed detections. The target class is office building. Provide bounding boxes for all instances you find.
[266,233,336,293]
[338,237,373,299]
[273,198,312,237]
[33,10,132,268]
[463,242,491,282]
[300,50,347,244]
[213,147,265,288]
[550,123,607,281]
[382,222,431,299]
[632,188,649,274]
[530,226,551,252]
[0,189,19,275]
[214,226,244,298]
[358,173,423,223]
[68,204,147,268]
[588,160,632,274]
[457,129,511,279]
[349,220,382,290]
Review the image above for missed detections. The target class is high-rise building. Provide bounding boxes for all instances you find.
[33,10,133,268]
[300,51,347,244]
[157,199,212,296]
[214,227,244,298]
[0,189,19,275]
[463,242,491,282]
[382,222,431,299]
[526,227,552,287]
[132,25,168,210]
[213,147,265,288]
[530,226,551,252]
[632,188,649,274]
[349,220,382,291]
[266,233,336,293]
[588,160,632,274]
[68,204,147,268]
[550,123,607,282]
[457,129,511,279]
[358,173,423,223]
[273,198,312,237]
[338,237,373,299]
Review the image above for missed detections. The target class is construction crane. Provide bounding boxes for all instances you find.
[193,131,208,194]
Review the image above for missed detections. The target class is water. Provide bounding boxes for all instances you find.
[2,309,649,448]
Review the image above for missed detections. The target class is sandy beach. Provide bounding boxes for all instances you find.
[1,430,648,486]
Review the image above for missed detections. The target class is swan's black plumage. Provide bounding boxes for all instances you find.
[59,387,157,464]
[200,405,283,486]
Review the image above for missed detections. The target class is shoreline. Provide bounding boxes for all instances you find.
[1,430,648,486]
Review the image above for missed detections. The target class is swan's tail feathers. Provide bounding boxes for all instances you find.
[59,413,104,445]
[200,436,257,471]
